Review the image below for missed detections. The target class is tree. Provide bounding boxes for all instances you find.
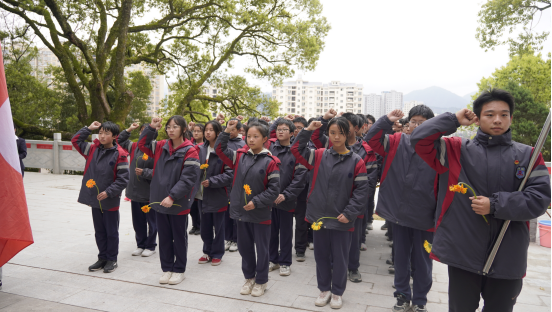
[476,0,550,55]
[0,0,329,137]
[476,51,551,106]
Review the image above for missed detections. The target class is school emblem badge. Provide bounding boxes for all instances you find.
[515,166,526,179]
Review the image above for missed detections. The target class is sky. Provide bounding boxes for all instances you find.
[229,0,551,97]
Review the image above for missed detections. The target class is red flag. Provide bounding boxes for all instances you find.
[0,43,33,267]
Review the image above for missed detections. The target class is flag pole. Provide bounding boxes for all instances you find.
[482,110,551,275]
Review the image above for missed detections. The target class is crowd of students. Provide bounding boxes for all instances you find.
[72,88,550,312]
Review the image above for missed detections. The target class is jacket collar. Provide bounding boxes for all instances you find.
[247,147,272,156]
[474,128,513,146]
[165,139,194,155]
[328,147,352,156]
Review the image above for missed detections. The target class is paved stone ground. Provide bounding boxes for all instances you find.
[0,172,550,312]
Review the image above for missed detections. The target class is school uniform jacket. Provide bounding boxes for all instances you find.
[194,142,234,214]
[118,130,154,202]
[72,127,129,211]
[365,115,438,231]
[291,129,370,231]
[311,117,379,219]
[411,113,551,279]
[138,125,200,215]
[215,131,281,224]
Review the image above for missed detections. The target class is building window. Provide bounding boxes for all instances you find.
[291,108,295,113]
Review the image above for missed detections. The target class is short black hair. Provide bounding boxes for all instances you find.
[246,122,269,138]
[356,114,367,126]
[228,118,242,130]
[408,104,435,121]
[327,117,350,138]
[307,117,316,124]
[275,118,296,133]
[165,115,190,140]
[399,118,409,126]
[365,114,375,124]
[341,112,360,128]
[257,119,269,127]
[204,120,223,138]
[100,121,120,137]
[140,123,149,131]
[193,123,205,131]
[293,117,308,128]
[473,88,515,118]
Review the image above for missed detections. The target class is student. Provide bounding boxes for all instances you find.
[138,116,200,285]
[223,117,246,252]
[362,114,376,234]
[195,120,233,266]
[312,110,378,283]
[72,121,129,273]
[291,116,315,262]
[411,89,551,312]
[14,126,27,177]
[291,118,369,309]
[118,123,158,257]
[215,120,280,297]
[400,118,411,134]
[267,117,308,276]
[188,122,205,235]
[365,105,437,312]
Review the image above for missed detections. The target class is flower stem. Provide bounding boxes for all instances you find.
[95,185,103,213]
[136,158,140,181]
[458,182,489,224]
[244,190,247,205]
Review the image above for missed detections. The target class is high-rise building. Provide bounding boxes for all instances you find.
[363,93,383,118]
[272,77,363,120]
[403,100,424,115]
[382,90,403,114]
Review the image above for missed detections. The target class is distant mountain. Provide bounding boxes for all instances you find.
[404,86,470,115]
[463,91,477,104]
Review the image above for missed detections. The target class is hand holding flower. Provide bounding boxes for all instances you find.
[160,196,174,208]
[244,201,255,211]
[470,196,491,216]
[97,191,108,201]
[201,180,210,187]
[135,168,143,176]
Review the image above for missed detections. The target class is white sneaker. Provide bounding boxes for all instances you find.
[240,278,255,295]
[314,291,331,307]
[308,242,314,250]
[225,241,232,251]
[141,249,156,257]
[251,283,267,297]
[159,272,172,284]
[279,265,291,276]
[269,262,280,272]
[132,248,144,256]
[229,242,238,252]
[330,294,343,309]
[360,243,367,251]
[168,272,185,285]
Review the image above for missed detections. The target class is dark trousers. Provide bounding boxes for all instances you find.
[190,200,201,229]
[294,199,310,254]
[91,208,119,261]
[270,208,294,266]
[199,201,225,259]
[237,221,270,284]
[348,217,363,271]
[225,210,237,242]
[131,200,158,250]
[393,223,433,305]
[313,228,353,296]
[308,226,313,243]
[157,213,188,273]
[361,198,375,243]
[448,266,523,312]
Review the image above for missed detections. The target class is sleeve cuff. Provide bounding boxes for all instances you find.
[449,112,461,128]
[490,194,499,215]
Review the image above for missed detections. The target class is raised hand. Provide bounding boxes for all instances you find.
[337,112,344,117]
[88,121,101,130]
[306,120,322,131]
[236,115,244,121]
[323,108,337,120]
[387,109,404,123]
[455,108,477,126]
[127,122,140,132]
[225,119,238,133]
[151,117,162,129]
[284,114,295,121]
[392,120,403,132]
[260,116,271,123]
[188,121,195,131]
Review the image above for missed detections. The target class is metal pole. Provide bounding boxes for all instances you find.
[482,111,551,275]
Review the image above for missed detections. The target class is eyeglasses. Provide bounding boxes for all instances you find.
[276,129,290,133]
[409,120,425,126]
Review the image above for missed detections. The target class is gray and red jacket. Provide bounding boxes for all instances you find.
[291,129,370,231]
[72,127,129,211]
[311,117,379,219]
[118,130,154,202]
[411,113,551,279]
[138,125,200,215]
[215,131,280,224]
[365,115,438,231]
[194,142,233,213]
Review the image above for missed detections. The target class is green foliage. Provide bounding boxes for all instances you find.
[476,0,550,55]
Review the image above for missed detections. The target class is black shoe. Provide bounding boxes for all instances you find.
[348,270,362,283]
[88,258,107,271]
[412,305,428,312]
[388,265,395,274]
[392,294,410,311]
[381,223,388,230]
[387,237,393,242]
[103,260,118,273]
[194,228,201,235]
[296,253,306,262]
[386,259,393,265]
[385,231,389,237]
[189,226,198,234]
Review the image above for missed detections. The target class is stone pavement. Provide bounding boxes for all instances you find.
[0,172,550,312]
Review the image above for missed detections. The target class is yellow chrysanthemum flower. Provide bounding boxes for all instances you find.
[200,163,209,170]
[244,184,252,196]
[142,154,149,161]
[141,205,151,213]
[86,179,96,188]
[423,240,432,253]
